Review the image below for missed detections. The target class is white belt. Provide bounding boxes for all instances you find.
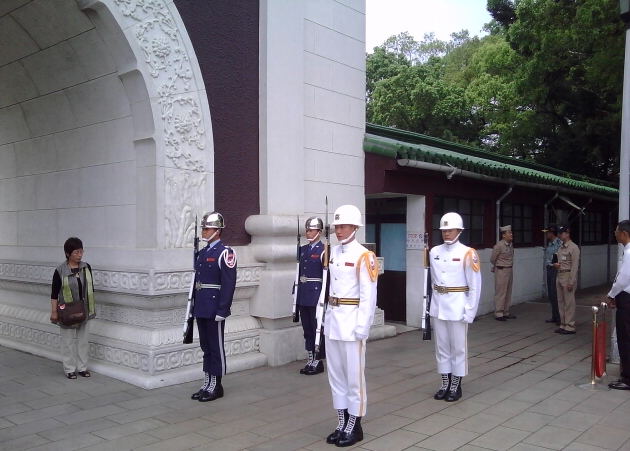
[299,276,323,283]
[196,283,221,290]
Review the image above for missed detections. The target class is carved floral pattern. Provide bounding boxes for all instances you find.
[113,0,208,248]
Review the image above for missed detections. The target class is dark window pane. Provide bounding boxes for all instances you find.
[459,200,471,214]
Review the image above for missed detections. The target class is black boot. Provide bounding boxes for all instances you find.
[326,409,348,444]
[445,376,462,402]
[300,351,314,374]
[336,415,363,447]
[200,375,224,402]
[306,360,324,375]
[434,373,451,400]
[192,372,210,400]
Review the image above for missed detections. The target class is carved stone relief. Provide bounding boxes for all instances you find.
[112,0,209,248]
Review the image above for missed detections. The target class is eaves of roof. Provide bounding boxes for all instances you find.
[364,123,618,200]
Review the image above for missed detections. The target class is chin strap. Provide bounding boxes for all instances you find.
[307,231,321,243]
[340,230,357,245]
[444,231,462,246]
[201,230,219,243]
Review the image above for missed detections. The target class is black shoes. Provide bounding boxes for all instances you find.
[199,385,224,402]
[546,319,560,325]
[336,417,363,447]
[503,315,516,319]
[336,427,363,447]
[306,360,324,375]
[434,386,450,400]
[559,329,576,335]
[299,363,311,374]
[495,316,507,322]
[326,430,343,444]
[445,385,462,402]
[555,328,563,333]
[609,379,630,390]
[191,389,204,400]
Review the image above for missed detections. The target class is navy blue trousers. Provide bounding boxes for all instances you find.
[546,266,560,321]
[616,292,630,381]
[299,304,325,358]
[197,317,226,376]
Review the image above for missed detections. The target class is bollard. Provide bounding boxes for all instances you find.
[575,305,610,391]
[595,302,607,378]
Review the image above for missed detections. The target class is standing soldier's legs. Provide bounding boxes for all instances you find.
[547,267,560,321]
[564,288,576,332]
[433,318,453,374]
[556,279,566,331]
[197,319,226,375]
[494,270,509,317]
[616,305,630,381]
[299,305,317,352]
[504,269,513,316]
[325,336,348,410]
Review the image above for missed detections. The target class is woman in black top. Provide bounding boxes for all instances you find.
[50,237,96,379]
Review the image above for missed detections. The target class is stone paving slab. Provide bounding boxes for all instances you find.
[1,285,630,450]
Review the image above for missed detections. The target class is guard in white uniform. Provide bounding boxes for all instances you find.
[324,205,378,448]
[430,212,481,402]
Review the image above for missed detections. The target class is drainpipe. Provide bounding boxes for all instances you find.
[577,198,592,289]
[495,185,513,242]
[542,192,559,298]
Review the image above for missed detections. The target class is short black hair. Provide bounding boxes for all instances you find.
[618,220,630,236]
[64,237,83,259]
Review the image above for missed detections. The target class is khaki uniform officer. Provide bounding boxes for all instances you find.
[490,225,514,321]
[430,212,481,402]
[324,205,378,448]
[553,225,580,334]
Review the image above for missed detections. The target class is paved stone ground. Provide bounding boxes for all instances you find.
[1,285,629,451]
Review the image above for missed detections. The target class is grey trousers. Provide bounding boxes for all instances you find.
[59,321,89,374]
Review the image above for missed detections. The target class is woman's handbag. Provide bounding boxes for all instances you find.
[57,300,86,326]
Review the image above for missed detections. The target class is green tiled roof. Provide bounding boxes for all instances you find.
[364,123,618,199]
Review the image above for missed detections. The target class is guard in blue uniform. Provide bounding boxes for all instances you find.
[297,216,325,375]
[191,212,237,402]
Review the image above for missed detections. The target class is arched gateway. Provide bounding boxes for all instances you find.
[0,0,394,387]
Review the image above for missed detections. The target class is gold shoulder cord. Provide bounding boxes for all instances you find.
[465,249,481,273]
[357,251,379,282]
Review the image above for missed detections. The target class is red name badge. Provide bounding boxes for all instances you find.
[453,258,461,261]
[345,262,355,267]
[311,254,319,258]
[207,258,216,262]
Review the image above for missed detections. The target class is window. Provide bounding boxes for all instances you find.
[501,203,533,244]
[433,197,484,247]
[582,212,604,244]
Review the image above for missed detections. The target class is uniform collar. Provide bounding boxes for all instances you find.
[206,239,221,249]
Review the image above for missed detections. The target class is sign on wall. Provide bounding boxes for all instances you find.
[406,232,424,250]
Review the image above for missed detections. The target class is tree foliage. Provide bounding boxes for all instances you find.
[366,0,625,181]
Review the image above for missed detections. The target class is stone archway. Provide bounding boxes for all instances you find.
[0,0,267,388]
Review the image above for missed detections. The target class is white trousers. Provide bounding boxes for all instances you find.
[325,336,367,417]
[433,317,468,377]
[59,322,90,374]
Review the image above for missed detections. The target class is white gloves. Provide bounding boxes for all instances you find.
[215,315,225,322]
[355,332,368,341]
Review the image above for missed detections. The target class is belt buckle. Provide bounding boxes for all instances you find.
[436,285,447,294]
[195,281,202,290]
[299,276,308,283]
[329,296,339,306]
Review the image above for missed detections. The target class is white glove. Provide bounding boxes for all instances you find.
[215,315,225,322]
[355,332,368,341]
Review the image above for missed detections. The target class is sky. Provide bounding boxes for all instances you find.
[366,0,493,52]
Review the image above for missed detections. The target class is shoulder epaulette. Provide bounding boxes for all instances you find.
[464,248,480,272]
[356,251,379,282]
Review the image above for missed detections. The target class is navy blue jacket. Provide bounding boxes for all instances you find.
[194,240,237,319]
[296,241,324,307]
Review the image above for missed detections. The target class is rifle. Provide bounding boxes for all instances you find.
[292,216,301,322]
[423,232,433,341]
[314,197,330,359]
[183,215,199,344]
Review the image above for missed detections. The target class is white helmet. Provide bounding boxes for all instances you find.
[439,212,464,230]
[201,212,225,229]
[331,205,363,227]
